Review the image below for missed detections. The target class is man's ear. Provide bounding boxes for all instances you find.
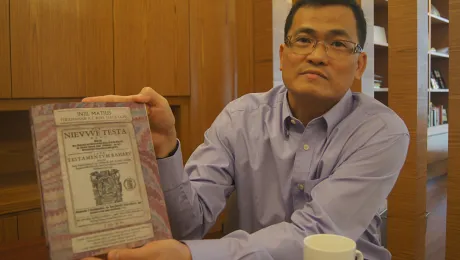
[354,52,368,80]
[279,44,285,71]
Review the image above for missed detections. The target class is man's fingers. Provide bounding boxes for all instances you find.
[138,87,168,106]
[81,95,137,103]
[107,248,148,260]
[131,93,151,104]
[81,87,166,107]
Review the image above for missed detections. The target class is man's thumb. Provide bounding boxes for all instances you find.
[107,248,145,260]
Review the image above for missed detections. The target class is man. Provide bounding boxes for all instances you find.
[83,0,409,259]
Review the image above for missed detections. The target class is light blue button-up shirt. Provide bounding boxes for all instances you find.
[157,85,409,260]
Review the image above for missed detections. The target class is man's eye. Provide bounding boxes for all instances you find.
[295,37,313,44]
[330,41,348,48]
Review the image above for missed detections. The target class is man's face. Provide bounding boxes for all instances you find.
[280,5,367,101]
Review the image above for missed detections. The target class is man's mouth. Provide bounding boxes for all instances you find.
[299,70,328,80]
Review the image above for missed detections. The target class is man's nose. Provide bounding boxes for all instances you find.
[307,42,328,64]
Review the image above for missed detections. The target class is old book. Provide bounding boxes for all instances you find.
[433,69,447,89]
[29,102,172,260]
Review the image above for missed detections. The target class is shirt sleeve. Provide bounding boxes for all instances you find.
[157,107,236,240]
[182,130,409,260]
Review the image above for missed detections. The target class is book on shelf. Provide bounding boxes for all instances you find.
[373,25,387,45]
[429,69,448,90]
[374,74,384,89]
[433,69,447,89]
[430,4,441,17]
[29,102,172,260]
[428,102,448,127]
[430,72,440,89]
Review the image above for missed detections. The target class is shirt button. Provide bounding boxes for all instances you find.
[298,184,305,191]
[291,119,296,125]
[303,144,310,151]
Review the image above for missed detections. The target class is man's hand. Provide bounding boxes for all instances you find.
[82,239,192,260]
[82,87,177,158]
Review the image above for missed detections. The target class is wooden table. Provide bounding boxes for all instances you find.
[0,226,226,260]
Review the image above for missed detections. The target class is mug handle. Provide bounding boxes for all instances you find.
[355,250,364,260]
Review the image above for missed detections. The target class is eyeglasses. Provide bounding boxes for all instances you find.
[285,35,363,59]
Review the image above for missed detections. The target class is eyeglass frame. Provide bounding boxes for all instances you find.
[284,35,364,58]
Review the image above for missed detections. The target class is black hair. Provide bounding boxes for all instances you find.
[284,0,367,47]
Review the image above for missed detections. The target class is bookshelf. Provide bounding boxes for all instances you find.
[427,0,449,179]
[373,0,389,106]
[363,0,460,258]
[383,0,429,257]
[371,0,449,178]
[428,0,449,130]
[446,0,460,258]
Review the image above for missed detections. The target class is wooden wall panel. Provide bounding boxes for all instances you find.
[0,111,35,176]
[0,216,18,243]
[446,1,460,259]
[10,0,114,98]
[253,0,273,62]
[18,210,43,240]
[166,97,193,163]
[253,0,273,92]
[0,238,48,260]
[386,0,428,259]
[0,99,81,111]
[189,0,236,149]
[0,170,40,216]
[222,0,274,238]
[254,61,273,93]
[190,0,238,238]
[235,0,254,97]
[0,0,10,98]
[114,0,190,97]
[237,0,273,97]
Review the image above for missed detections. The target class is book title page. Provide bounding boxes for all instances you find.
[54,107,153,250]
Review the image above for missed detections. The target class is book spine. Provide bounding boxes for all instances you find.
[29,107,50,250]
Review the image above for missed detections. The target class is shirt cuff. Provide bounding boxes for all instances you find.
[182,239,231,260]
[157,140,187,192]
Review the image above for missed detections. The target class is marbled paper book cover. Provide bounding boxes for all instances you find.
[29,102,172,260]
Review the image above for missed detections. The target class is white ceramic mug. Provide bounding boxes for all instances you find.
[304,234,364,260]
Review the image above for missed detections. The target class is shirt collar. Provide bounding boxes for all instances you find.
[282,89,354,137]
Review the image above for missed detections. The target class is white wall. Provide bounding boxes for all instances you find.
[272,0,292,87]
